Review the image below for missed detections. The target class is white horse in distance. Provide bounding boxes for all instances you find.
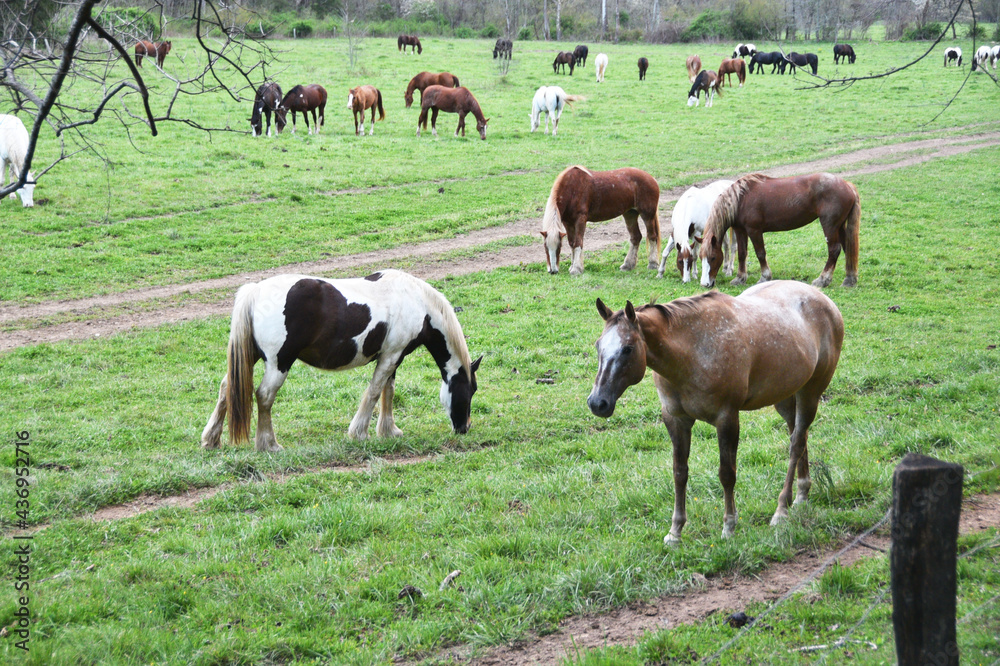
[595,53,608,82]
[0,114,35,207]
[530,86,585,136]
[658,180,735,282]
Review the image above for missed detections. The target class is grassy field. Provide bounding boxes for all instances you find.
[1,35,999,664]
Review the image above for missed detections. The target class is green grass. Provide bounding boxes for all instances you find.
[1,35,999,665]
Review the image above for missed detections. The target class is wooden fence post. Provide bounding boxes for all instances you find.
[891,452,964,666]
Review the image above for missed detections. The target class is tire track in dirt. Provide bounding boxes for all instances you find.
[3,131,1000,352]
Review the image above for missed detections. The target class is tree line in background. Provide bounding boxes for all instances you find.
[5,0,1000,45]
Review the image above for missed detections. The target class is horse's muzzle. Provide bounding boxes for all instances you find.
[587,393,615,418]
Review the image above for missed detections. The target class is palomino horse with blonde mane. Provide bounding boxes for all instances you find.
[588,282,844,543]
[685,55,702,82]
[698,173,861,288]
[417,86,489,140]
[405,72,460,108]
[718,58,746,87]
[276,84,327,135]
[201,270,482,451]
[687,70,721,107]
[348,85,385,136]
[541,166,661,275]
[658,180,735,282]
[134,40,171,68]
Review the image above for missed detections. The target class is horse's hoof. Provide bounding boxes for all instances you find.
[811,276,832,288]
[769,512,786,527]
[663,533,681,547]
[842,276,858,287]
[569,267,584,276]
[757,275,771,284]
[200,440,219,449]
[731,276,747,286]
[647,260,659,270]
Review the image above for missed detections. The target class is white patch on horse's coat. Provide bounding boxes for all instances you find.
[687,95,698,107]
[347,93,354,109]
[701,258,713,287]
[597,327,623,360]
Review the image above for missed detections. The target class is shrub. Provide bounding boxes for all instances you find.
[617,28,643,43]
[95,6,160,40]
[902,22,943,40]
[287,20,314,38]
[682,9,730,42]
[559,15,577,36]
[480,24,501,38]
[967,22,987,39]
[994,23,1000,41]
[517,26,532,41]
[455,26,474,39]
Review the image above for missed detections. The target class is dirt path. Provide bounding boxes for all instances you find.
[3,130,1000,352]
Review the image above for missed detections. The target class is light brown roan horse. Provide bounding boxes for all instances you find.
[698,173,860,289]
[686,54,702,82]
[541,166,661,275]
[588,281,844,543]
[718,58,746,87]
[134,40,171,68]
[404,72,460,108]
[348,86,385,136]
[275,84,327,135]
[416,85,489,140]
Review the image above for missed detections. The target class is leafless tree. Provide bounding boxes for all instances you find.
[0,0,278,200]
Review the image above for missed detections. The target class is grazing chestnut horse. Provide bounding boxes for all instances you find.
[553,51,575,75]
[275,84,327,135]
[638,57,649,80]
[348,85,384,136]
[249,82,282,137]
[698,173,861,289]
[687,70,721,107]
[540,166,661,275]
[718,58,746,87]
[416,86,489,140]
[588,281,844,543]
[833,44,856,64]
[201,270,482,450]
[398,35,422,54]
[685,55,702,82]
[134,40,171,68]
[404,72,460,108]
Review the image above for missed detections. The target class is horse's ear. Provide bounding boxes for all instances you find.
[560,231,567,239]
[693,234,703,244]
[596,298,614,321]
[625,301,638,324]
[540,230,548,238]
[710,235,720,248]
[471,355,483,373]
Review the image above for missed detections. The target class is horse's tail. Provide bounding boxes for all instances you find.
[452,75,460,87]
[541,166,579,239]
[376,89,385,121]
[562,94,586,107]
[842,181,861,284]
[225,283,259,446]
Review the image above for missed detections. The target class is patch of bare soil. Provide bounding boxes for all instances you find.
[3,131,1000,352]
[461,494,1000,666]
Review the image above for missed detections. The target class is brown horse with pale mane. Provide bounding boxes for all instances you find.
[698,172,860,289]
[404,72,460,108]
[718,58,746,87]
[416,85,489,140]
[588,281,844,543]
[348,85,385,136]
[135,40,171,68]
[685,54,702,82]
[541,166,661,276]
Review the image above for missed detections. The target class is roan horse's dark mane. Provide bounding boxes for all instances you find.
[641,291,726,325]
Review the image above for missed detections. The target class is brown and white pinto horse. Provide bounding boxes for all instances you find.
[134,40,171,68]
[249,82,282,137]
[687,70,721,107]
[685,55,702,82]
[404,72,460,108]
[398,35,422,54]
[201,270,482,450]
[416,85,489,140]
[275,84,327,135]
[588,281,844,543]
[718,58,746,87]
[698,173,861,288]
[348,85,385,136]
[541,166,661,275]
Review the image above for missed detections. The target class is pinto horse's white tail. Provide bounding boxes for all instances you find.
[226,283,260,445]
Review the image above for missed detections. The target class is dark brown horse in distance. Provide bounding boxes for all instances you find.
[348,85,385,136]
[398,35,422,54]
[416,86,489,140]
[275,84,327,135]
[250,82,282,137]
[134,40,171,68]
[553,52,575,75]
[638,57,649,80]
[541,166,661,275]
[698,173,861,288]
[493,38,513,59]
[404,72,460,108]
